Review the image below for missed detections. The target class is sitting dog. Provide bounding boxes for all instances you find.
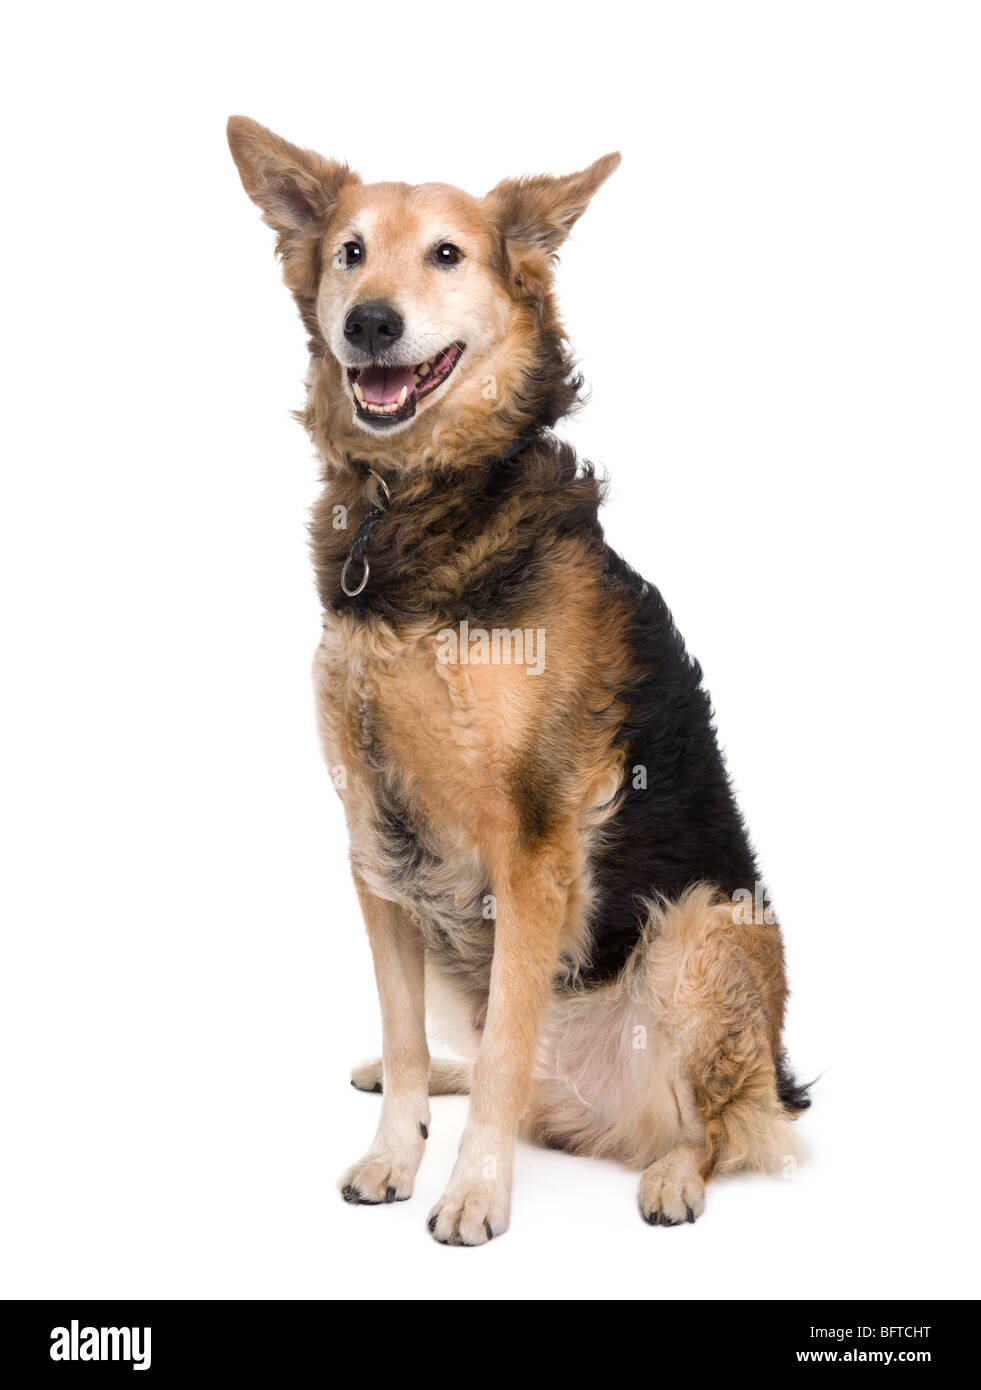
[228,117,810,1245]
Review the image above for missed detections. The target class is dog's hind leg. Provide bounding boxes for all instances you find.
[639,1057,790,1224]
[351,1057,472,1096]
[636,885,800,1226]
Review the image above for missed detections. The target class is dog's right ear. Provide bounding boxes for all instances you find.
[226,116,356,239]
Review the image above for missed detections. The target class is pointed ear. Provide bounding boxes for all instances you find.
[226,115,356,237]
[484,152,621,256]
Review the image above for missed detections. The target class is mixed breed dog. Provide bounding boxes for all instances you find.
[228,117,810,1245]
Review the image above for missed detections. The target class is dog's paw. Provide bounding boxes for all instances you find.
[340,1136,425,1206]
[427,1172,510,1246]
[350,1059,383,1093]
[638,1148,705,1227]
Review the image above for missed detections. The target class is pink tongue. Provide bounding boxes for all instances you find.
[357,364,416,405]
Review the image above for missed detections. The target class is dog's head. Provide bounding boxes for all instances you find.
[228,117,619,466]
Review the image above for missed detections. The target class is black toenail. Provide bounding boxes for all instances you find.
[484,1220,493,1241]
[686,1206,695,1223]
[645,1210,659,1225]
[419,1122,428,1139]
[372,1081,382,1093]
[428,1213,438,1231]
[385,1185,396,1204]
[341,1184,360,1203]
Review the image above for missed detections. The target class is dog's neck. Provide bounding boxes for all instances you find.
[310,436,603,625]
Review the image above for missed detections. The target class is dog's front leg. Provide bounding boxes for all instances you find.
[340,879,430,1205]
[428,843,569,1245]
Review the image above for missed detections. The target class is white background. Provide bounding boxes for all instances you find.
[2,1,979,1301]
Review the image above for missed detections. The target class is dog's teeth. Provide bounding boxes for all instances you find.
[418,362,430,377]
[397,386,408,408]
[353,382,365,405]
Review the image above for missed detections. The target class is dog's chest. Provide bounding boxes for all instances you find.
[313,616,501,989]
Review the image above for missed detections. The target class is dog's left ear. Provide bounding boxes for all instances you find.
[484,153,621,258]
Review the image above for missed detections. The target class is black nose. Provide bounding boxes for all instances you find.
[343,300,405,356]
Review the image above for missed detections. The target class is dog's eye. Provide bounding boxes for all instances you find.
[433,242,463,267]
[340,241,363,268]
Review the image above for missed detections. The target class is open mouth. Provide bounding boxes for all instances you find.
[347,342,465,428]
